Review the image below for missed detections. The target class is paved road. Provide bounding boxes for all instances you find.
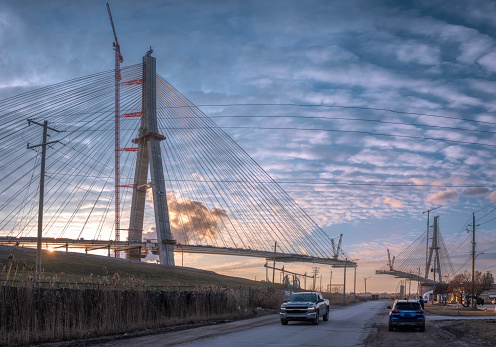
[98,300,388,347]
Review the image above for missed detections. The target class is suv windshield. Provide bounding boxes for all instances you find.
[395,302,421,310]
[289,294,317,302]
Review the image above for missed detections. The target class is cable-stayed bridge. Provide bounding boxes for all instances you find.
[376,215,455,286]
[0,52,353,269]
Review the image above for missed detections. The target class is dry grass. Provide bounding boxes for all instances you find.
[425,304,496,316]
[0,286,263,346]
[0,285,286,346]
[0,246,290,346]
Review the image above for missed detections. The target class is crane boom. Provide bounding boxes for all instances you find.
[106,2,123,252]
[106,3,123,62]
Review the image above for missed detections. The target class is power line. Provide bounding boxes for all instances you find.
[192,103,496,127]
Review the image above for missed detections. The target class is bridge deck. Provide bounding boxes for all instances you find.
[375,269,434,283]
[0,237,354,268]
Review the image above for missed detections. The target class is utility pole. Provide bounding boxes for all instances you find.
[329,270,332,294]
[343,258,347,305]
[272,241,277,287]
[422,205,442,279]
[471,212,476,308]
[27,119,61,283]
[265,261,268,287]
[353,266,357,303]
[312,267,319,291]
[364,276,371,299]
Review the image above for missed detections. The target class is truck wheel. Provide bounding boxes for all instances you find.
[419,324,425,332]
[323,307,329,321]
[312,315,319,325]
[281,319,288,325]
[388,322,393,331]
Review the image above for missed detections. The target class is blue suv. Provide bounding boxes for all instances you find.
[387,299,425,332]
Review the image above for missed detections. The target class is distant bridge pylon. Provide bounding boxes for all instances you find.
[376,215,454,284]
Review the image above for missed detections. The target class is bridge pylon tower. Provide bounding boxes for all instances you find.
[425,215,442,282]
[127,50,175,265]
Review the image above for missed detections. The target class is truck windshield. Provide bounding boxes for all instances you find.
[289,294,317,302]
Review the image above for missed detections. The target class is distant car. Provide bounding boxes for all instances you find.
[476,297,484,305]
[388,300,425,332]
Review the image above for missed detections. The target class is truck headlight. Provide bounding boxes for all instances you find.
[307,306,316,312]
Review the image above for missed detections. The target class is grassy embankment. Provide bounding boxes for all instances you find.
[0,245,263,289]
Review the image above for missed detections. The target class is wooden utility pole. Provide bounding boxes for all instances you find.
[27,119,61,283]
[329,270,332,294]
[272,241,277,286]
[364,276,371,299]
[343,258,347,304]
[353,266,357,303]
[471,212,476,308]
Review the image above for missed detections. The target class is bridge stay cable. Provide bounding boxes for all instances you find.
[0,58,352,267]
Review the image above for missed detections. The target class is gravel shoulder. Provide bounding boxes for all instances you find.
[363,305,496,347]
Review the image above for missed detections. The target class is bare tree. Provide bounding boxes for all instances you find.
[447,271,493,307]
[447,272,471,307]
[473,271,493,306]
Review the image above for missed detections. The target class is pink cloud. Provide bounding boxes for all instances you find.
[488,191,496,202]
[384,197,404,208]
[426,189,459,203]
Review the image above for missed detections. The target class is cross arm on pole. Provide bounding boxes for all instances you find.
[27,140,60,149]
[27,119,63,133]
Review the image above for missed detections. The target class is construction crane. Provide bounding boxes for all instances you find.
[106,3,123,248]
[106,3,123,63]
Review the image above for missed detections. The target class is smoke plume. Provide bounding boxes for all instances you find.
[147,190,228,244]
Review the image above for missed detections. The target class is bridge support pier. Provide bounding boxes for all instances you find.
[127,50,175,266]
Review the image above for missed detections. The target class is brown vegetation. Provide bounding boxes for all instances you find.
[0,285,283,346]
[0,247,291,346]
[424,304,496,316]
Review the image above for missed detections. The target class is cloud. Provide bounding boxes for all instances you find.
[462,187,490,196]
[142,227,156,240]
[426,189,459,203]
[478,51,496,72]
[384,197,404,208]
[145,191,229,244]
[395,42,440,65]
[488,191,496,202]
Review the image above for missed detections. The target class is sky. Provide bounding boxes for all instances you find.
[1,0,496,293]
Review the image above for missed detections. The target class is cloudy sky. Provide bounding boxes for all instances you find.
[1,0,496,292]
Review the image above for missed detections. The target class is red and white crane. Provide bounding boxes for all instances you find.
[106,3,123,246]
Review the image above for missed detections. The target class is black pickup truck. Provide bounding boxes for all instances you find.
[280,292,330,325]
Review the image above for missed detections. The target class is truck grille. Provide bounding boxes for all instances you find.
[286,306,309,314]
